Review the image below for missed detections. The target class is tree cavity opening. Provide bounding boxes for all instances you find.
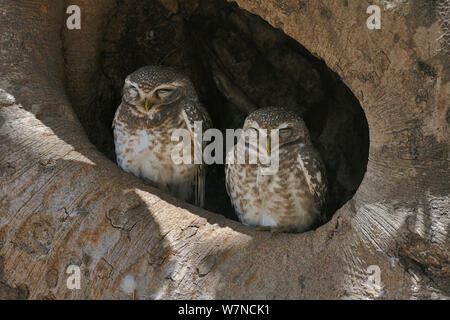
[75,0,369,224]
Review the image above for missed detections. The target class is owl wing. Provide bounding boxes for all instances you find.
[297,145,328,222]
[182,99,212,208]
[112,104,121,129]
[182,98,212,131]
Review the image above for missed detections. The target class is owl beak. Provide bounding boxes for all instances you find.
[266,135,271,155]
[144,99,150,112]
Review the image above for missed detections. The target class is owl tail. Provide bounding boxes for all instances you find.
[195,165,206,208]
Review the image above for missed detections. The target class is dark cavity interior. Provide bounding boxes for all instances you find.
[73,0,370,223]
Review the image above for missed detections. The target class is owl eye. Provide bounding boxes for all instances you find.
[127,86,138,98]
[246,127,259,138]
[155,88,174,99]
[279,128,293,139]
[248,127,258,134]
[244,127,258,144]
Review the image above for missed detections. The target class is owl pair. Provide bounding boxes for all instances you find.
[113,66,327,233]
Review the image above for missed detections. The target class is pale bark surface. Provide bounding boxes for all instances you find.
[0,0,449,299]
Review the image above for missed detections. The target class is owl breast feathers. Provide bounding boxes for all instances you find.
[225,107,328,233]
[113,66,211,207]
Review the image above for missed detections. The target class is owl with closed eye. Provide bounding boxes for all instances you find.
[113,66,211,207]
[225,107,328,233]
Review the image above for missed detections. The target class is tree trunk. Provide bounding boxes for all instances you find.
[0,0,448,299]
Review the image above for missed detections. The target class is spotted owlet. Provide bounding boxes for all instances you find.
[113,66,211,207]
[225,107,328,233]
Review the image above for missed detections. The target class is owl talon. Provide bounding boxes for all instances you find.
[256,226,273,232]
[257,226,290,234]
[141,178,158,188]
[269,228,285,234]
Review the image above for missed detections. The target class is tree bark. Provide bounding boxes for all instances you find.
[0,0,448,299]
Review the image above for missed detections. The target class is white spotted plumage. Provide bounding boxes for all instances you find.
[225,107,327,233]
[114,111,197,191]
[113,66,211,206]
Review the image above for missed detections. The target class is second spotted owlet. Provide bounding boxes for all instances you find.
[225,107,328,233]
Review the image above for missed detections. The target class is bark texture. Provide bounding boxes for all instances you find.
[0,0,449,299]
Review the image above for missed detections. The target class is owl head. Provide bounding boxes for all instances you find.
[243,107,311,153]
[122,66,196,115]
